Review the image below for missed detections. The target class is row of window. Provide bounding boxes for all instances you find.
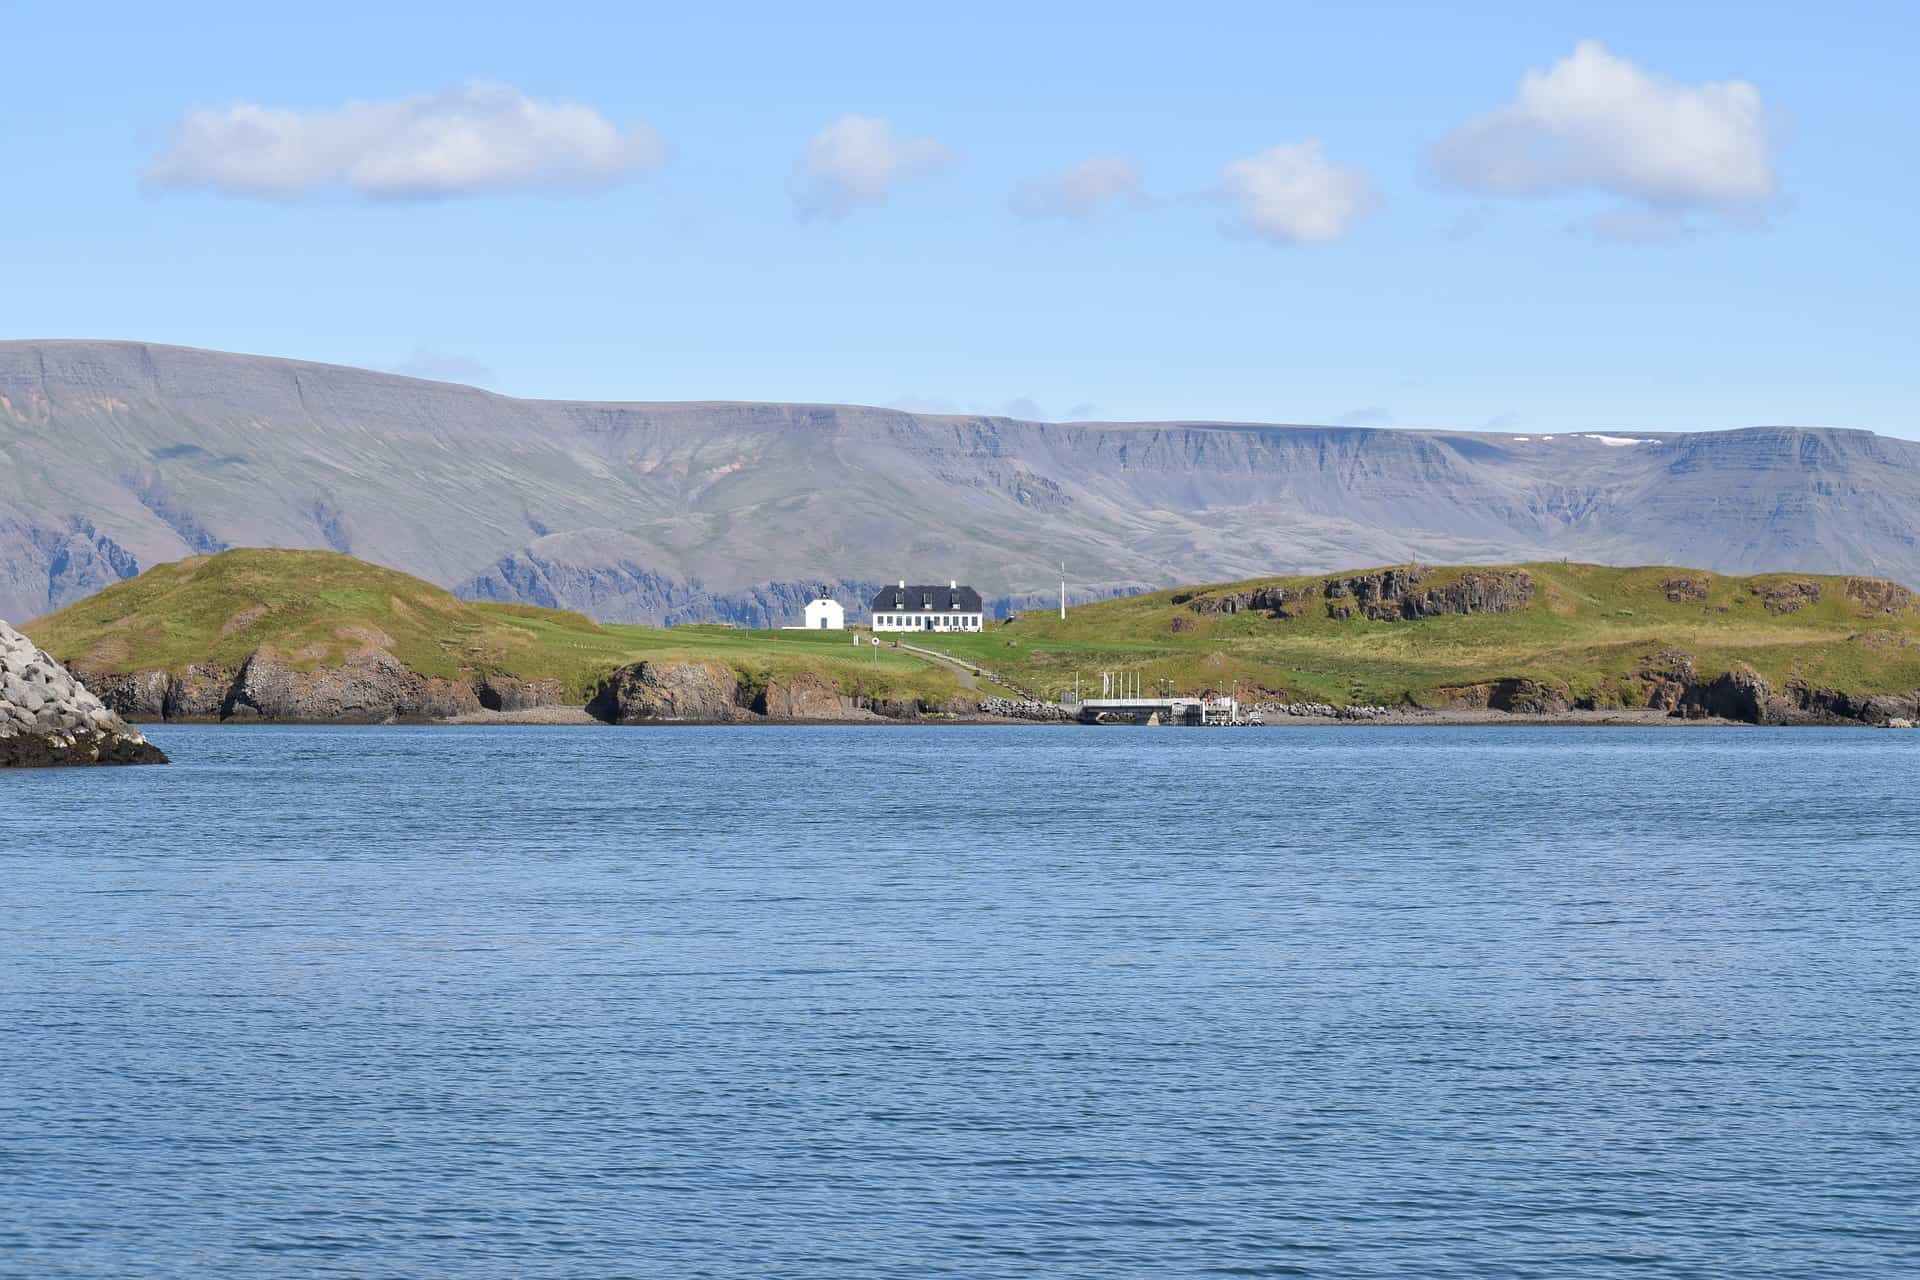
[874,614,982,630]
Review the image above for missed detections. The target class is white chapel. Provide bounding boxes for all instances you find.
[801,590,846,630]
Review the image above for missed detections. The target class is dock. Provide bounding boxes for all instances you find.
[1065,695,1242,725]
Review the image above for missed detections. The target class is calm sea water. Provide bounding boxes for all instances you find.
[3,725,1918,1278]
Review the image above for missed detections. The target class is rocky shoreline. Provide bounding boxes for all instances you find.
[57,651,1920,732]
[75,653,982,727]
[2,621,167,766]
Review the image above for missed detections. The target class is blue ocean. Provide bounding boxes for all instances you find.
[4,725,1917,1278]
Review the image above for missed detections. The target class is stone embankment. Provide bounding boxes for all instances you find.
[1252,701,1394,720]
[977,696,1075,722]
[2,621,166,766]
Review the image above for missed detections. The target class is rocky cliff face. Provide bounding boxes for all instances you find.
[1676,664,1920,726]
[77,652,575,724]
[751,671,871,719]
[8,341,1920,625]
[1185,567,1534,622]
[1,620,166,766]
[586,661,748,723]
[222,653,481,722]
[585,661,962,723]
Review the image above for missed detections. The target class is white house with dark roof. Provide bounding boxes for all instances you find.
[869,580,984,633]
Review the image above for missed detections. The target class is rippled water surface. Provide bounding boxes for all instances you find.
[4,725,1919,1278]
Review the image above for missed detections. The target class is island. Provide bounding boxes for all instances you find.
[18,549,1920,729]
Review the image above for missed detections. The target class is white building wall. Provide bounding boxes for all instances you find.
[871,612,981,632]
[803,598,846,630]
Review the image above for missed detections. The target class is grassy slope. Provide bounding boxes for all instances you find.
[24,550,966,705]
[907,563,1920,707]
[29,553,1920,713]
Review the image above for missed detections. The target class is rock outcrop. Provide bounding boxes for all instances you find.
[75,654,578,723]
[1758,579,1822,615]
[1183,568,1536,623]
[587,661,746,723]
[1844,577,1916,616]
[1674,662,1920,725]
[222,652,481,722]
[1441,677,1572,715]
[474,674,567,712]
[1629,650,1697,711]
[1,620,166,766]
[585,660,973,723]
[1181,585,1313,618]
[754,672,873,720]
[1325,568,1535,621]
[1677,665,1777,722]
[1662,576,1710,603]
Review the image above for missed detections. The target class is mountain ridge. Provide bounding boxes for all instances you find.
[4,339,1916,624]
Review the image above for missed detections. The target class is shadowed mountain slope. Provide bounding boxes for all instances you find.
[4,339,1917,623]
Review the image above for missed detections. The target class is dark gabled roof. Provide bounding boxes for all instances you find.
[869,583,984,612]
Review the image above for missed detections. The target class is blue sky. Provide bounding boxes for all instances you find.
[4,0,1915,435]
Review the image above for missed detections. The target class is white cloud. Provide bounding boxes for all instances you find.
[1011,154,1145,219]
[1220,140,1377,244]
[789,115,950,220]
[145,81,667,199]
[1431,41,1775,220]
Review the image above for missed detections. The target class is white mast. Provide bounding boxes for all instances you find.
[1059,563,1067,620]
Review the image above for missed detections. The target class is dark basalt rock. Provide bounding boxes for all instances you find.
[1186,585,1311,618]
[752,672,882,720]
[474,674,566,712]
[1487,678,1570,715]
[1324,567,1535,621]
[1788,685,1920,726]
[588,660,746,723]
[1632,650,1698,711]
[1440,678,1570,714]
[1758,579,1822,615]
[1662,577,1709,603]
[1190,569,1534,623]
[1844,578,1916,616]
[218,652,480,723]
[1670,665,1920,725]
[83,658,573,723]
[1678,665,1778,722]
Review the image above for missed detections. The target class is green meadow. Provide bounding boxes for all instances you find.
[914,563,1920,708]
[28,551,1920,712]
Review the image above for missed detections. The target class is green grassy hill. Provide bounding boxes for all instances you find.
[27,552,1920,719]
[24,549,967,706]
[912,562,1920,710]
